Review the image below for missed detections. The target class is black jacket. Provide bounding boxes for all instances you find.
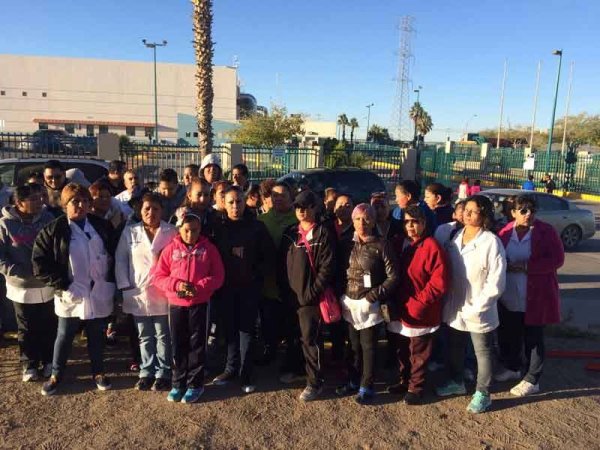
[280,223,335,307]
[345,235,398,303]
[32,214,116,291]
[433,204,454,225]
[213,215,275,289]
[334,222,354,298]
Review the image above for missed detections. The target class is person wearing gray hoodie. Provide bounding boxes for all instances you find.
[0,183,56,382]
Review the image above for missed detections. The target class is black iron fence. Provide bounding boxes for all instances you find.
[0,132,97,158]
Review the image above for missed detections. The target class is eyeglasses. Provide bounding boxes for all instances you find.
[517,208,535,215]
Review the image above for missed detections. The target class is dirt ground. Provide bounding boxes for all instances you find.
[0,334,599,450]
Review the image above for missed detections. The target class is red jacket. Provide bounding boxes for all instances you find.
[498,220,564,325]
[152,235,225,307]
[392,236,450,328]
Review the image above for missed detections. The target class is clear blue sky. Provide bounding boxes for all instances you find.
[2,0,599,141]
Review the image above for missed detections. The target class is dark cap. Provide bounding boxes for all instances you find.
[293,190,319,209]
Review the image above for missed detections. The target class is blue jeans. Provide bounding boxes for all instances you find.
[52,317,106,378]
[446,327,495,394]
[134,315,172,380]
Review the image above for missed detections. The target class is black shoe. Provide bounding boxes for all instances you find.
[387,383,408,396]
[41,375,60,396]
[335,382,359,397]
[135,377,154,391]
[212,371,236,386]
[151,378,171,391]
[403,391,422,405]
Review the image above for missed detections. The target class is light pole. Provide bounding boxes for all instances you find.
[142,39,167,143]
[463,114,478,136]
[546,49,563,173]
[412,85,422,146]
[365,103,374,142]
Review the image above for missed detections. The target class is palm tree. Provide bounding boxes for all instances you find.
[417,111,433,136]
[349,117,359,144]
[337,113,349,142]
[192,0,214,157]
[409,101,424,144]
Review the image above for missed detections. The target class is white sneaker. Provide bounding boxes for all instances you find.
[22,368,39,382]
[494,368,521,382]
[242,385,256,394]
[510,380,540,397]
[42,363,53,378]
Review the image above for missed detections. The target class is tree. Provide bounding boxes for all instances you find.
[230,105,305,147]
[409,102,434,141]
[367,124,393,144]
[192,0,214,157]
[337,113,349,142]
[349,117,359,144]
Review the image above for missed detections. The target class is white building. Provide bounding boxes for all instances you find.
[0,54,238,140]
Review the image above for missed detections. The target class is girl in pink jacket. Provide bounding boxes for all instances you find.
[153,211,225,404]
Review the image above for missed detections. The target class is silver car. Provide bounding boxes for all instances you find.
[479,188,595,250]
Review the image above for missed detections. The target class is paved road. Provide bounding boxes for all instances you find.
[558,200,600,331]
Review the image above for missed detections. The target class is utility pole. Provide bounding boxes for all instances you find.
[561,61,574,155]
[142,39,167,143]
[497,59,508,148]
[366,103,374,142]
[546,49,563,173]
[529,60,541,150]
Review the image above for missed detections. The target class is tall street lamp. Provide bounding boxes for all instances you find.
[545,49,563,174]
[412,85,422,146]
[464,114,478,135]
[142,39,168,143]
[365,103,374,142]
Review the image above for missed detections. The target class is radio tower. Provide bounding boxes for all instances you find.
[391,16,414,142]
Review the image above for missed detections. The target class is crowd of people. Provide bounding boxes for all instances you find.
[0,155,565,412]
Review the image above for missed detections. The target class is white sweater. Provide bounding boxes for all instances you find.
[443,228,506,333]
[115,221,177,316]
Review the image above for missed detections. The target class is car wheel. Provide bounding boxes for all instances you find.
[561,224,582,250]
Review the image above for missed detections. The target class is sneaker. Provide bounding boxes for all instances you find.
[435,380,467,397]
[152,378,171,392]
[135,377,154,391]
[355,386,375,405]
[467,391,492,413]
[129,362,140,373]
[494,368,521,382]
[403,391,422,405]
[41,376,59,396]
[42,363,53,378]
[510,380,540,397]
[167,387,185,402]
[335,382,359,397]
[94,375,112,391]
[212,371,236,386]
[22,368,39,382]
[279,372,305,384]
[181,387,204,404]
[387,382,408,396]
[299,384,323,402]
[242,384,256,394]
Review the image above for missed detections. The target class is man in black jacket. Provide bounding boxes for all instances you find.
[211,186,274,394]
[279,190,335,402]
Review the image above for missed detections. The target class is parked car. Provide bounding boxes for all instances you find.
[0,158,109,188]
[278,168,387,205]
[17,129,74,153]
[479,188,595,250]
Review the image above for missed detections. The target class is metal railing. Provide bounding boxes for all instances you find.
[120,143,231,183]
[241,146,319,182]
[0,132,97,158]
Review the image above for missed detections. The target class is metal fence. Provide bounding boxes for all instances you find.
[0,132,97,158]
[241,146,319,183]
[324,144,405,192]
[419,145,600,196]
[120,143,232,183]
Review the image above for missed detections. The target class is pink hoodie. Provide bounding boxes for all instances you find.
[152,235,225,307]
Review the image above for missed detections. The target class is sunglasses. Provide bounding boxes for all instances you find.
[517,208,535,215]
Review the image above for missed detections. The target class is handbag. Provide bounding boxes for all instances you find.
[302,232,341,324]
